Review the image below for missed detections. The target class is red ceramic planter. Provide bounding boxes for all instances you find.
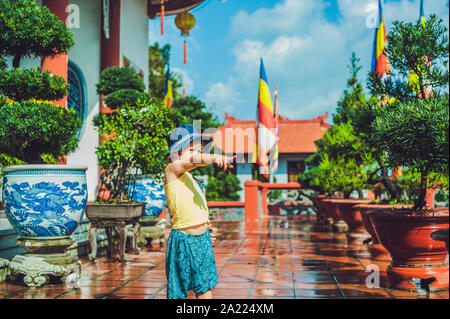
[311,195,331,225]
[321,198,343,222]
[333,199,371,245]
[370,208,449,291]
[322,198,348,233]
[310,195,322,214]
[356,204,392,261]
[335,199,371,232]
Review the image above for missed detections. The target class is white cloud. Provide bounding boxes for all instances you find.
[231,0,326,36]
[204,79,242,116]
[172,67,194,95]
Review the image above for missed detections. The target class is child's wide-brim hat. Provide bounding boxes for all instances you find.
[161,124,212,163]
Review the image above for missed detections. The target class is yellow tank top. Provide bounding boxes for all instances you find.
[163,172,210,229]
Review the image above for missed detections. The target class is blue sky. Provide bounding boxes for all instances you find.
[148,0,449,124]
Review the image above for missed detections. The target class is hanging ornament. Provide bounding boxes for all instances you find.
[175,11,196,64]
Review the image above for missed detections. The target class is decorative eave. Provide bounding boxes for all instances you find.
[223,111,331,128]
[148,0,205,18]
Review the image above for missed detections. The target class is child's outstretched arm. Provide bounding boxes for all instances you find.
[166,152,236,181]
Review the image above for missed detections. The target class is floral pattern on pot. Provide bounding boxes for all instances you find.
[127,177,166,217]
[2,165,88,237]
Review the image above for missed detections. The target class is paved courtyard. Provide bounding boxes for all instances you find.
[0,216,448,299]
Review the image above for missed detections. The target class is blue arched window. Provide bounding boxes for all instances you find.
[68,61,87,137]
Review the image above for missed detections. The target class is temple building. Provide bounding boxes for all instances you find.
[210,112,331,200]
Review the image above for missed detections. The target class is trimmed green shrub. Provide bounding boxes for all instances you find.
[96,67,146,96]
[103,89,150,109]
[0,99,81,164]
[205,171,242,202]
[0,68,68,101]
[0,0,74,68]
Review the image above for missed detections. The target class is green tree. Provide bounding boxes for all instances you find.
[205,170,242,202]
[333,53,367,125]
[94,99,180,202]
[172,96,221,131]
[314,155,367,198]
[96,67,148,110]
[148,43,183,100]
[373,96,448,209]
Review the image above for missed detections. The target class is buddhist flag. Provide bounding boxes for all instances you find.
[408,0,431,98]
[255,59,277,178]
[371,0,388,78]
[420,0,426,28]
[270,84,279,173]
[163,64,173,107]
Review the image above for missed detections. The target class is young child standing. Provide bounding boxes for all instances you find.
[163,124,234,299]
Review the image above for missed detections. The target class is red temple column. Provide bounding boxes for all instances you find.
[244,180,261,221]
[100,0,121,118]
[41,0,69,107]
[98,0,121,199]
[41,0,69,164]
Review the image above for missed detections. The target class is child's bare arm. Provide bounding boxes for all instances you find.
[165,153,236,181]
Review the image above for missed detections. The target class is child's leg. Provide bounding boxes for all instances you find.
[196,290,212,299]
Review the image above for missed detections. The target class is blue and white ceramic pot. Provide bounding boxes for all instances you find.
[1,165,88,237]
[127,176,166,217]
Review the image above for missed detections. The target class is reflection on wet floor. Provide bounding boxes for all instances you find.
[0,216,448,299]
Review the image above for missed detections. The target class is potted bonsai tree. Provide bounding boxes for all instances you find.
[0,0,86,287]
[87,66,180,259]
[0,0,85,239]
[366,15,449,291]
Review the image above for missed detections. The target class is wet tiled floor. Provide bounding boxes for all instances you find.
[1,216,449,299]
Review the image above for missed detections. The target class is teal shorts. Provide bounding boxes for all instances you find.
[165,229,218,299]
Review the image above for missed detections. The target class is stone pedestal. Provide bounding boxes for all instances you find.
[8,236,81,288]
[332,220,349,233]
[0,258,9,282]
[313,217,334,232]
[139,216,165,247]
[346,231,371,246]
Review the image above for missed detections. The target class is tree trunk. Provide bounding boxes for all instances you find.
[358,189,364,199]
[376,156,400,201]
[415,172,428,210]
[12,54,22,68]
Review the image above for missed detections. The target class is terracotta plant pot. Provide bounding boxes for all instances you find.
[322,198,348,233]
[334,199,371,245]
[370,208,449,291]
[356,204,393,262]
[268,205,281,216]
[310,195,332,229]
